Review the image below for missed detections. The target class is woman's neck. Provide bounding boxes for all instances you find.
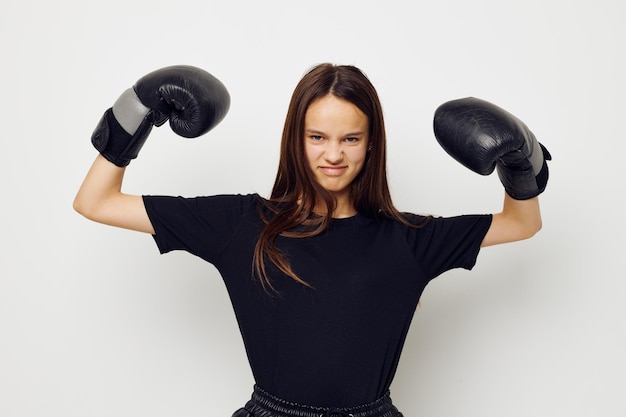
[314,193,356,218]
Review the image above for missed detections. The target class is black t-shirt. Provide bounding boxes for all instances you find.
[143,193,492,408]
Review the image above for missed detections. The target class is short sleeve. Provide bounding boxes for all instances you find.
[142,193,260,263]
[408,214,493,280]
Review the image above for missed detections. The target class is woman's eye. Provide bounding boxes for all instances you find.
[310,135,323,141]
[344,137,359,143]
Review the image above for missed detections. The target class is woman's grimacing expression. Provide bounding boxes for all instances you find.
[304,94,370,203]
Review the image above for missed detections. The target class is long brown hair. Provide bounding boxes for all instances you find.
[253,63,417,291]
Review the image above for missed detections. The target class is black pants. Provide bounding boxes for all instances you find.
[232,386,404,417]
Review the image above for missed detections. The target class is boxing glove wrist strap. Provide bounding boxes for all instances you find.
[496,141,551,200]
[91,108,153,167]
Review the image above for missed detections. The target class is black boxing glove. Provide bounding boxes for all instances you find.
[91,65,230,167]
[433,97,551,200]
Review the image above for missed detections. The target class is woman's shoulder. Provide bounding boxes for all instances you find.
[393,211,492,240]
[376,210,433,229]
[399,211,433,224]
[145,193,268,219]
[197,193,268,215]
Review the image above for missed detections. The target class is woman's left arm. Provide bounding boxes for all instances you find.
[433,97,551,248]
[481,194,542,247]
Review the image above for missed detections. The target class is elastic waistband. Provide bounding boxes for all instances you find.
[233,385,403,417]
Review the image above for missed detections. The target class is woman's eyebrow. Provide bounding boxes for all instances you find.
[305,128,366,136]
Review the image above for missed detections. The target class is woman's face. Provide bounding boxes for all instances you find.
[304,94,369,200]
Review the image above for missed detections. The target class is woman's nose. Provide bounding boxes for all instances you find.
[324,141,343,163]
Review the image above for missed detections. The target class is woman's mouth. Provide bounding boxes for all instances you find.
[319,166,347,176]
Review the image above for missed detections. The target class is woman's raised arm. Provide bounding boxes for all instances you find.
[73,155,154,234]
[433,96,551,247]
[73,65,230,234]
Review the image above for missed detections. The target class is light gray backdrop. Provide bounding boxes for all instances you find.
[2,0,624,416]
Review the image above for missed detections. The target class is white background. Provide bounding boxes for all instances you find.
[1,0,625,416]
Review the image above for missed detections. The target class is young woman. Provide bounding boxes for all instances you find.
[74,63,550,417]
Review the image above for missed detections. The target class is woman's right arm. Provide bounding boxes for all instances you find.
[73,154,155,234]
[73,65,230,234]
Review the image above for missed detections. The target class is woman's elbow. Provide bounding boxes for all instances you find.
[73,190,106,222]
[521,216,542,240]
[73,193,94,220]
